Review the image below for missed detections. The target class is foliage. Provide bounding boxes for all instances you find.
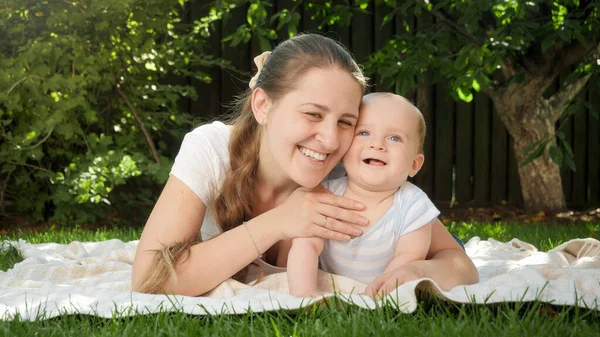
[215,0,600,172]
[361,0,600,168]
[0,0,225,224]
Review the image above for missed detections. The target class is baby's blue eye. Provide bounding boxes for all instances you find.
[357,130,369,136]
[389,135,401,142]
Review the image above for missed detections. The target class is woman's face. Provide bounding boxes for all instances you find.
[259,67,363,188]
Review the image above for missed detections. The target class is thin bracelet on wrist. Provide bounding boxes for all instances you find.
[243,222,263,259]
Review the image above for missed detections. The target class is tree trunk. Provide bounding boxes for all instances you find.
[492,95,567,212]
[511,132,567,211]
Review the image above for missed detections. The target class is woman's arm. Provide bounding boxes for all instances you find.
[364,218,478,296]
[131,176,283,296]
[423,218,478,286]
[132,177,369,296]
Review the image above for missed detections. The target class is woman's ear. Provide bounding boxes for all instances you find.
[251,88,272,125]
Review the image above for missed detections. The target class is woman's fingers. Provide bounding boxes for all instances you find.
[314,225,351,241]
[316,192,364,212]
[314,203,368,229]
[311,214,362,238]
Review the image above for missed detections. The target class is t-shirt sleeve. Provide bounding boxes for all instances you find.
[169,121,231,207]
[396,183,440,236]
[321,177,347,196]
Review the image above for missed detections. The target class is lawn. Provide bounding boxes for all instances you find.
[1,222,599,336]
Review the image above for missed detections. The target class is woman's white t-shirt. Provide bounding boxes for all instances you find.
[169,121,347,242]
[169,121,232,241]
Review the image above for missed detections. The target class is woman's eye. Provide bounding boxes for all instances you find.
[338,120,353,127]
[389,135,402,142]
[305,112,321,119]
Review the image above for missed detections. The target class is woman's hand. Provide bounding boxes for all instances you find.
[364,262,426,298]
[272,185,369,241]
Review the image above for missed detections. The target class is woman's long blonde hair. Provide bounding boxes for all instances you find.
[138,34,367,294]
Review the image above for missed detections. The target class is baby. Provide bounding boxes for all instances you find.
[287,92,439,297]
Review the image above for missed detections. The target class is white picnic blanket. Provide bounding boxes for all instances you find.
[0,237,599,321]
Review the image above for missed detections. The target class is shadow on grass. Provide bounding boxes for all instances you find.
[0,242,23,272]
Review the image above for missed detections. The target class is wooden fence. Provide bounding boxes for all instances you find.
[176,1,600,209]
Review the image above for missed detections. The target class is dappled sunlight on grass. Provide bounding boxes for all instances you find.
[447,222,599,251]
[2,226,142,244]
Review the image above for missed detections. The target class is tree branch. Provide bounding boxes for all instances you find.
[6,161,53,173]
[21,126,54,150]
[117,87,161,165]
[428,9,481,46]
[545,42,600,121]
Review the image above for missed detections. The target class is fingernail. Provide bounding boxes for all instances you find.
[354,229,362,236]
[355,202,365,210]
[359,217,368,224]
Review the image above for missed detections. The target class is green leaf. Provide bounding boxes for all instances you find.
[557,28,571,42]
[454,53,468,71]
[145,62,157,71]
[541,35,556,53]
[457,87,473,103]
[472,79,480,92]
[562,139,574,158]
[548,143,563,167]
[520,142,546,168]
[522,140,543,156]
[258,35,271,52]
[564,151,577,171]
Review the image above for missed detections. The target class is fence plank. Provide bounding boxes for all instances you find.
[455,101,473,204]
[434,81,455,205]
[473,93,491,205]
[572,89,588,208]
[395,3,415,100]
[350,10,373,65]
[589,79,600,206]
[302,3,320,32]
[490,105,508,204]
[414,71,434,197]
[373,2,393,92]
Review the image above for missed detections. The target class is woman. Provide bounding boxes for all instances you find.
[131,34,478,297]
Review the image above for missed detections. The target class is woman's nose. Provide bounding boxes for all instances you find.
[316,122,339,150]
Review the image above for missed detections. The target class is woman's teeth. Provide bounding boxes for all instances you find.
[300,147,327,161]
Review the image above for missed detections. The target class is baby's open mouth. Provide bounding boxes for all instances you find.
[363,158,386,166]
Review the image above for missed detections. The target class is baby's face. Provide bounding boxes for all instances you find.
[342,96,423,192]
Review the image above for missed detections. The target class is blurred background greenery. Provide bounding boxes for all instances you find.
[0,0,599,228]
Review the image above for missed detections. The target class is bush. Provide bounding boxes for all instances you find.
[0,0,221,225]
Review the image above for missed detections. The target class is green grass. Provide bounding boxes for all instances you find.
[1,222,599,336]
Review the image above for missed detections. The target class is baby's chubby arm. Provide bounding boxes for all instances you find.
[384,221,432,273]
[287,237,325,297]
